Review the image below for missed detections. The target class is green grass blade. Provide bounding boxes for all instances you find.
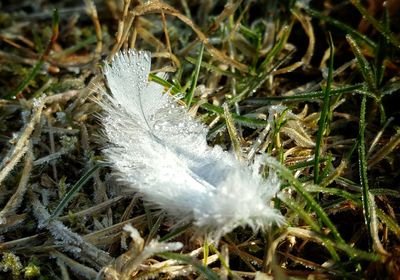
[4,61,44,99]
[334,243,380,261]
[347,34,387,124]
[358,94,373,250]
[49,163,106,220]
[159,224,191,242]
[350,0,400,49]
[209,244,233,276]
[244,84,363,104]
[289,158,327,171]
[304,185,400,239]
[368,130,400,168]
[266,157,345,244]
[53,35,97,58]
[150,73,181,95]
[201,102,269,127]
[382,80,400,97]
[287,227,380,261]
[260,25,291,70]
[374,6,389,87]
[346,35,378,95]
[369,188,400,198]
[203,238,209,266]
[279,194,340,261]
[376,209,400,236]
[185,56,239,78]
[304,185,360,202]
[5,9,59,99]
[223,103,242,158]
[146,212,165,244]
[305,7,376,49]
[230,26,292,104]
[314,33,334,184]
[185,43,204,107]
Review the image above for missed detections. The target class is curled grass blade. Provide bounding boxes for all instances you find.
[368,191,389,256]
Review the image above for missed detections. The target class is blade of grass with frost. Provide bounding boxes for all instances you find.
[99,49,284,241]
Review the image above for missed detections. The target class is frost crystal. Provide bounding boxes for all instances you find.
[100,49,284,241]
[30,192,112,267]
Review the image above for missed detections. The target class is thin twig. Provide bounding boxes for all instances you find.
[0,99,44,186]
[84,0,103,59]
[0,147,33,224]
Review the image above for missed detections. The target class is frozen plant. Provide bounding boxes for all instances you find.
[99,49,284,241]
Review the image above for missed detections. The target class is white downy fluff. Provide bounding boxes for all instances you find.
[100,49,284,241]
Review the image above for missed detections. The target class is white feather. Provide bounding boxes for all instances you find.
[100,49,284,241]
